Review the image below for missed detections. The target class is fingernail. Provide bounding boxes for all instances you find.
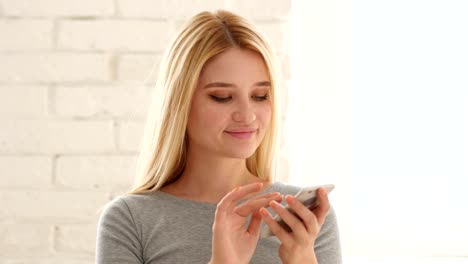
[322,188,328,197]
[260,208,269,216]
[286,195,295,204]
[273,193,282,198]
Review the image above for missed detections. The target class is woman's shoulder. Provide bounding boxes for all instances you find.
[97,192,161,221]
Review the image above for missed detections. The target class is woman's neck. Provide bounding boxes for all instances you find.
[160,152,270,203]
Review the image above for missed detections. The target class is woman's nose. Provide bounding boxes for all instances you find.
[232,105,256,123]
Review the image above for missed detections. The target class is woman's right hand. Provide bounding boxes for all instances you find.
[209,182,282,264]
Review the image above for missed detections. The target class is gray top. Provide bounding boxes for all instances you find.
[96,181,342,264]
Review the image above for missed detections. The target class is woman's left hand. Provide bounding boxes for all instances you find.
[259,188,330,264]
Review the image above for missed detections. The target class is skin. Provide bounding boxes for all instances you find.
[160,47,273,203]
[161,47,330,264]
[260,188,330,264]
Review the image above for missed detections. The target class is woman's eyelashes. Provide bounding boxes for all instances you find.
[210,95,231,102]
[209,94,269,103]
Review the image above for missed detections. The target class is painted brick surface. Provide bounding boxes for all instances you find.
[0,19,53,50]
[0,53,111,82]
[0,120,114,153]
[0,85,48,117]
[1,0,114,17]
[55,224,97,254]
[0,156,52,187]
[118,121,146,152]
[117,0,223,19]
[58,20,170,52]
[118,53,161,83]
[54,85,151,118]
[55,155,136,189]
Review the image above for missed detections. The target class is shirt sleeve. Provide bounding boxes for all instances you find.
[314,206,342,264]
[96,197,144,264]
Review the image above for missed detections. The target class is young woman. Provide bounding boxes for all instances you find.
[96,10,341,264]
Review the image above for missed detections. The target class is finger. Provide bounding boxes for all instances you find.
[248,191,282,201]
[260,207,292,244]
[234,193,282,217]
[217,182,263,211]
[247,210,262,236]
[229,182,264,202]
[285,194,316,234]
[312,188,331,226]
[269,200,308,237]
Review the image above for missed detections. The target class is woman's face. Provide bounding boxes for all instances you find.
[186,48,272,159]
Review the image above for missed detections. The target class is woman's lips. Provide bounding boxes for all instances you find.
[225,130,257,139]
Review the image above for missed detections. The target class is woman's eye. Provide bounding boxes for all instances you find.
[210,95,232,102]
[253,95,269,101]
[209,94,269,102]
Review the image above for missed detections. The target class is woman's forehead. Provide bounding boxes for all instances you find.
[199,48,270,84]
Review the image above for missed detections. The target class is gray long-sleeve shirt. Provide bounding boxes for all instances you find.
[96,181,342,264]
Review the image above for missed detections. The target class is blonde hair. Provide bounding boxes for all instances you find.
[129,10,282,194]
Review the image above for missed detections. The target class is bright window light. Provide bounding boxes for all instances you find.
[287,0,468,260]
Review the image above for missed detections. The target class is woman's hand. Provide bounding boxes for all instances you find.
[260,188,330,264]
[209,182,282,264]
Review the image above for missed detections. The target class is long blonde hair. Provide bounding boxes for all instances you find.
[129,10,282,194]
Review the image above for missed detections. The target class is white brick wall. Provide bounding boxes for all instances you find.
[0,53,112,82]
[55,224,98,254]
[0,0,290,262]
[117,0,225,19]
[0,156,52,187]
[118,53,162,83]
[57,19,171,52]
[0,19,54,50]
[54,85,151,118]
[1,224,52,257]
[2,0,115,17]
[0,86,48,117]
[55,155,136,189]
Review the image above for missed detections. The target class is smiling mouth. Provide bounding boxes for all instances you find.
[225,130,257,139]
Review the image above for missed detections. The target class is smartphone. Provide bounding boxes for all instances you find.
[260,184,335,238]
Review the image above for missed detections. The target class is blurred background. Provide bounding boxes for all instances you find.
[0,0,466,263]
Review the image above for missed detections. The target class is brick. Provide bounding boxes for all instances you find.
[229,0,291,20]
[118,121,145,152]
[1,0,114,17]
[54,85,151,118]
[55,224,96,254]
[0,53,111,83]
[118,54,161,83]
[0,190,109,219]
[55,155,136,189]
[0,120,114,154]
[118,0,222,18]
[0,224,52,257]
[0,156,52,187]
[0,19,53,50]
[58,20,170,52]
[0,86,48,118]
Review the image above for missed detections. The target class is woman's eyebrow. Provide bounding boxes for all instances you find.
[203,81,271,89]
